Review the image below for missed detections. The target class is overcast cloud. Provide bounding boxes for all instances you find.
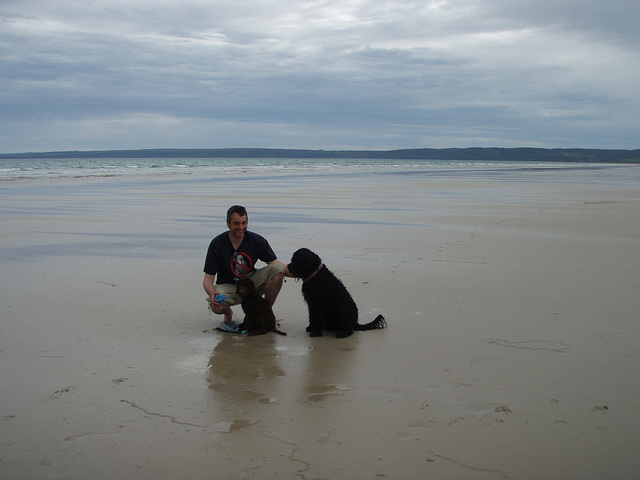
[1,0,639,152]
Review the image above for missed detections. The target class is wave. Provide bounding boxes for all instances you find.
[0,156,603,182]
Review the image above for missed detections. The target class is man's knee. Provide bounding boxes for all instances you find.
[207,296,234,314]
[266,262,285,279]
[252,263,284,290]
[268,270,284,284]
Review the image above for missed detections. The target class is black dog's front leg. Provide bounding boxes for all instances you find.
[306,308,323,337]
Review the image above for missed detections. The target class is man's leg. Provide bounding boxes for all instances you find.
[207,283,240,324]
[252,263,286,307]
[264,272,284,307]
[209,302,234,323]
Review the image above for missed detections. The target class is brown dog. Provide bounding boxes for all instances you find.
[236,278,287,336]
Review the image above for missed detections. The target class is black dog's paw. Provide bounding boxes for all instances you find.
[309,331,323,337]
[335,330,352,339]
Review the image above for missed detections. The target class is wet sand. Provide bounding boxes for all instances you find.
[1,165,639,479]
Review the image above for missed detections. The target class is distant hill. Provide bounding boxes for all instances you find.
[1,147,639,163]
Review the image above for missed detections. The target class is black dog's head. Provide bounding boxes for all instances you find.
[288,248,322,279]
[236,277,257,298]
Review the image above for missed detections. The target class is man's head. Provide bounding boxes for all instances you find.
[226,205,248,240]
[226,205,247,224]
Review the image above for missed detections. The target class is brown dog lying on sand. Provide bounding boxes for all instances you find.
[236,278,287,336]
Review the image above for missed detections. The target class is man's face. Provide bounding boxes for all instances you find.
[227,213,248,239]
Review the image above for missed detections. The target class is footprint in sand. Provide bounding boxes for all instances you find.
[49,386,75,399]
[483,338,570,353]
[239,390,279,404]
[213,418,259,433]
[304,384,351,403]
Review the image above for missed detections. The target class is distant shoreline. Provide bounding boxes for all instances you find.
[1,147,639,163]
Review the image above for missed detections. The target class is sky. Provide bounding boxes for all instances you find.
[1,0,639,153]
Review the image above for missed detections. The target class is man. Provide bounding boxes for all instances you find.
[203,205,289,330]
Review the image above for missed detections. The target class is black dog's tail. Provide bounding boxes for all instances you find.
[354,314,387,331]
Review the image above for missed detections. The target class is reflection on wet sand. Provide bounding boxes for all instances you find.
[207,333,362,414]
[207,333,285,410]
[205,331,372,478]
[300,339,359,404]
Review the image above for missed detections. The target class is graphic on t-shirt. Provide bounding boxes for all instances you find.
[231,251,253,279]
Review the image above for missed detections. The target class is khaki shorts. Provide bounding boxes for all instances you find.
[210,263,285,306]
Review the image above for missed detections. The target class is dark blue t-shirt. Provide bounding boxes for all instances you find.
[204,231,277,284]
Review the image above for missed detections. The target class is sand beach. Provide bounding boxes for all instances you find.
[1,164,639,479]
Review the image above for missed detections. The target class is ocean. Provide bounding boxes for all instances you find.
[0,156,599,182]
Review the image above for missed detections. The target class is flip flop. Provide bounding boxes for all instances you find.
[216,322,248,334]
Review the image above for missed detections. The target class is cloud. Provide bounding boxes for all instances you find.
[1,0,639,151]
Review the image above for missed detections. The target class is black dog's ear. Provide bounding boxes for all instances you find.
[301,248,321,267]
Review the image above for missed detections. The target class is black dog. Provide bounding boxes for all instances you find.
[288,248,386,338]
[236,278,287,336]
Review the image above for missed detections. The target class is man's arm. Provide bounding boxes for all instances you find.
[267,259,293,277]
[203,273,218,303]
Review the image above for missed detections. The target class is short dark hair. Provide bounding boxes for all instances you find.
[226,205,247,224]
